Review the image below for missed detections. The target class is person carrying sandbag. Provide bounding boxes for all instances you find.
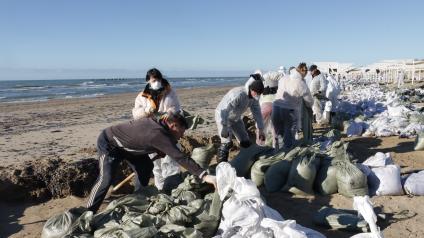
[86,111,216,213]
[215,73,266,163]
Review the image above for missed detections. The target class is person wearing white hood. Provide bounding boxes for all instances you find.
[272,63,313,150]
[309,65,328,123]
[215,73,266,163]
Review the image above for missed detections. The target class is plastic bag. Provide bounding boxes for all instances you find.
[191,144,216,169]
[335,161,368,197]
[41,207,88,238]
[250,150,285,187]
[414,132,424,151]
[352,196,383,238]
[264,159,292,192]
[283,152,320,195]
[362,152,393,168]
[230,144,273,177]
[314,158,338,195]
[368,165,403,196]
[404,170,424,195]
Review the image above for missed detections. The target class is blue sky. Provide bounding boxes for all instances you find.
[1,0,423,80]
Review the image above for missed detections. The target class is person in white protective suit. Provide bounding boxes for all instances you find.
[215,73,266,163]
[272,63,313,150]
[132,68,181,190]
[397,70,405,88]
[309,65,328,123]
[259,71,283,146]
[323,74,341,124]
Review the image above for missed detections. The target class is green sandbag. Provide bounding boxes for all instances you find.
[264,159,292,192]
[328,141,351,161]
[313,206,368,232]
[324,129,342,141]
[314,158,338,195]
[182,110,205,130]
[41,207,88,238]
[92,193,151,228]
[229,144,273,177]
[163,173,185,194]
[250,150,286,186]
[191,144,216,169]
[335,160,368,197]
[415,132,424,151]
[158,224,203,238]
[283,149,321,195]
[159,205,199,225]
[192,192,221,237]
[93,225,157,238]
[65,210,94,236]
[263,147,302,192]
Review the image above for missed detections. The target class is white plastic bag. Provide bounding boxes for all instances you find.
[368,165,403,196]
[352,196,383,238]
[404,171,424,195]
[362,152,393,168]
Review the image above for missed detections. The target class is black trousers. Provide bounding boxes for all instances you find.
[86,132,154,212]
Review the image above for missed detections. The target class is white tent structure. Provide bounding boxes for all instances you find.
[364,59,424,84]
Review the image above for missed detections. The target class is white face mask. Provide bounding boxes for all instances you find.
[253,95,260,101]
[150,81,162,90]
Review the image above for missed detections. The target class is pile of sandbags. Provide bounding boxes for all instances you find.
[42,175,221,238]
[336,83,424,138]
[252,141,369,198]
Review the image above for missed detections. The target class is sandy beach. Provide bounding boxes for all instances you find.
[1,85,424,238]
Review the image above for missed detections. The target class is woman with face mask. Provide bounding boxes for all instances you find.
[132,68,181,191]
[132,68,181,119]
[215,73,266,163]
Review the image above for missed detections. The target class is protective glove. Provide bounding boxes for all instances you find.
[220,126,229,138]
[202,175,217,189]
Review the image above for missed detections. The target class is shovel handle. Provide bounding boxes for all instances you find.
[112,173,135,192]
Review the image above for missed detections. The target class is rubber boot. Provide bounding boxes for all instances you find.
[217,141,233,163]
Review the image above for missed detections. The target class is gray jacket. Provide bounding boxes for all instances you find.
[215,80,264,131]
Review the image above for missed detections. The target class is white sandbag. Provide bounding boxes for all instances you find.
[387,105,410,117]
[216,162,323,237]
[362,152,393,168]
[415,132,424,151]
[368,165,403,196]
[404,171,424,195]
